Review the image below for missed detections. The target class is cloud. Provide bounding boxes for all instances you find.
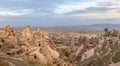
[53,0,120,23]
[0,8,34,16]
[0,0,120,27]
[68,12,120,20]
[54,2,97,14]
[0,0,62,16]
[53,0,120,14]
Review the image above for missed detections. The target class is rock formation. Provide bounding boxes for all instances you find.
[0,26,120,66]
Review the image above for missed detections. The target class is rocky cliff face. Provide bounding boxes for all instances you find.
[0,26,120,66]
[75,28,120,66]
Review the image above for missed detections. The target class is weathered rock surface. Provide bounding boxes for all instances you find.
[0,26,120,66]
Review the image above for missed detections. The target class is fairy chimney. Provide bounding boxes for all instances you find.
[21,26,33,45]
[111,29,119,37]
[33,29,44,46]
[0,25,15,38]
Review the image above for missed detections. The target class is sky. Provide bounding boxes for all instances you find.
[0,0,120,27]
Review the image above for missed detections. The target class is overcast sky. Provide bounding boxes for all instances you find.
[0,0,120,27]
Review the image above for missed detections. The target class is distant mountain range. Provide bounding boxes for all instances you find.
[41,23,120,32]
[82,23,120,29]
[43,23,120,30]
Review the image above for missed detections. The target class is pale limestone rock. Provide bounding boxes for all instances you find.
[30,48,47,64]
[75,45,84,57]
[46,45,59,59]
[81,48,95,61]
[21,26,33,44]
[33,29,44,46]
[42,44,59,64]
